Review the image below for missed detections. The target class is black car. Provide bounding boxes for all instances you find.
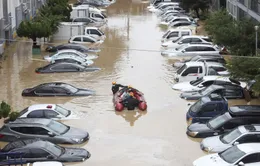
[35,62,101,74]
[22,82,94,97]
[0,139,90,162]
[187,105,260,138]
[45,44,100,53]
[180,84,248,100]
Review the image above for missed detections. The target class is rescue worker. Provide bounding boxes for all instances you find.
[122,92,140,110]
[111,82,125,94]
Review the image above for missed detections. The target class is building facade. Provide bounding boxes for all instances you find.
[211,0,227,11]
[227,0,260,22]
[0,0,45,55]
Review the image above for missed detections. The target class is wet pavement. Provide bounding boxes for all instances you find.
[0,0,260,165]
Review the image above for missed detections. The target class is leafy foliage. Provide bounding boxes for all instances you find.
[9,112,20,122]
[181,0,210,18]
[0,101,11,118]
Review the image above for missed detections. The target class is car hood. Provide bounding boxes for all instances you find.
[172,82,194,91]
[180,91,202,100]
[193,154,227,166]
[201,136,230,153]
[60,147,90,160]
[188,122,212,133]
[62,127,89,141]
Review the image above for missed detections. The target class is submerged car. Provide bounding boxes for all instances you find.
[45,44,100,53]
[201,125,260,153]
[27,161,64,166]
[193,143,260,166]
[22,82,94,97]
[180,84,247,100]
[0,118,89,144]
[1,139,90,162]
[18,104,79,120]
[35,62,101,74]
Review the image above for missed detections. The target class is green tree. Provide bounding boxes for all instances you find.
[0,101,11,119]
[181,0,210,18]
[9,112,20,122]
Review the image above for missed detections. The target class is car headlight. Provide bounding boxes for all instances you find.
[187,118,192,124]
[82,158,85,161]
[188,131,198,137]
[203,147,212,152]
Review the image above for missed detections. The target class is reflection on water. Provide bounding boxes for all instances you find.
[0,0,259,165]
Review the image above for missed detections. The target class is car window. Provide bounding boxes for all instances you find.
[52,87,67,94]
[185,46,197,52]
[237,134,260,143]
[202,38,213,42]
[31,148,50,158]
[90,29,101,35]
[34,86,53,94]
[191,38,202,42]
[94,14,103,19]
[72,37,81,42]
[11,149,32,158]
[240,153,260,164]
[10,127,50,135]
[181,31,190,36]
[44,110,59,118]
[27,110,44,118]
[201,103,218,113]
[201,81,214,86]
[167,32,178,38]
[222,118,247,129]
[181,22,191,26]
[204,46,216,51]
[181,38,191,43]
[181,67,198,76]
[211,66,226,72]
[173,23,180,27]
[83,37,94,43]
[196,46,206,51]
[51,64,66,71]
[198,66,203,73]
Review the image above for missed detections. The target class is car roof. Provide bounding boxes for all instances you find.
[168,29,191,32]
[202,93,226,102]
[172,21,191,24]
[57,49,80,53]
[229,105,260,116]
[237,143,260,154]
[185,43,216,47]
[60,44,86,48]
[10,118,52,126]
[184,61,223,67]
[71,35,96,40]
[28,104,57,112]
[195,55,224,59]
[180,35,209,39]
[84,27,98,30]
[32,162,63,166]
[52,55,84,61]
[205,62,225,67]
[51,61,84,67]
[2,139,47,152]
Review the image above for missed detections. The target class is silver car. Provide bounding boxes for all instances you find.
[0,118,89,144]
[200,125,260,153]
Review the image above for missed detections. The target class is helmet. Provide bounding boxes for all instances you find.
[129,92,134,96]
[112,82,116,85]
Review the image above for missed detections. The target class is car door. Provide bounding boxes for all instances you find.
[180,66,200,82]
[10,148,33,161]
[29,148,51,161]
[34,86,54,96]
[236,153,260,165]
[196,103,219,123]
[52,87,68,96]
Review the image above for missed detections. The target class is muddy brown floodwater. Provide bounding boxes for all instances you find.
[0,0,260,166]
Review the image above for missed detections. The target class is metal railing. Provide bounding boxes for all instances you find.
[0,152,27,166]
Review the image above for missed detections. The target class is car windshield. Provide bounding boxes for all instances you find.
[190,99,204,112]
[177,64,187,74]
[199,86,216,95]
[219,146,246,164]
[61,84,78,93]
[166,16,174,22]
[190,77,204,86]
[175,44,187,51]
[46,143,64,156]
[220,128,243,144]
[173,37,182,43]
[208,113,232,129]
[47,120,69,135]
[162,30,170,38]
[190,56,201,61]
[55,105,70,117]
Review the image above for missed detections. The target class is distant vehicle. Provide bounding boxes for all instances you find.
[157,6,185,15]
[44,49,98,61]
[35,62,100,74]
[21,82,94,97]
[161,43,220,57]
[193,143,260,166]
[45,44,101,53]
[71,17,106,27]
[68,35,103,46]
[51,56,94,67]
[187,106,260,138]
[173,55,226,68]
[174,62,229,83]
[201,125,260,153]
[27,161,64,166]
[172,76,245,92]
[161,29,192,43]
[148,1,179,9]
[18,104,78,120]
[169,20,197,28]
[1,139,90,162]
[180,84,248,100]
[161,35,212,48]
[0,118,89,144]
[159,10,181,19]
[161,16,194,26]
[84,27,106,40]
[74,0,116,8]
[149,3,179,12]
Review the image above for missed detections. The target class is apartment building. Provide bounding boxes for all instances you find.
[0,0,45,55]
[227,0,260,22]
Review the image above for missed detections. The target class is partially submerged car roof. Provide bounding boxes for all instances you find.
[2,139,42,152]
[9,118,52,126]
[229,105,260,116]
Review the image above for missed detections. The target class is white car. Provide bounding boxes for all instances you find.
[159,10,180,19]
[49,55,94,66]
[161,43,220,57]
[68,35,104,46]
[172,76,246,92]
[161,16,195,26]
[200,125,260,153]
[157,6,185,15]
[173,61,230,82]
[161,35,212,48]
[84,27,106,40]
[193,143,260,166]
[148,2,179,11]
[27,162,63,166]
[149,3,178,12]
[169,21,197,28]
[19,104,79,120]
[161,29,192,43]
[44,49,98,62]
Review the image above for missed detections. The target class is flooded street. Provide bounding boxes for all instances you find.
[0,0,259,165]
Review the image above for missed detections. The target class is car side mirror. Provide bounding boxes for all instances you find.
[238,161,244,166]
[233,141,239,145]
[48,132,55,137]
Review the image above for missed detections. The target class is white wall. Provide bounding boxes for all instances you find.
[0,0,3,19]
